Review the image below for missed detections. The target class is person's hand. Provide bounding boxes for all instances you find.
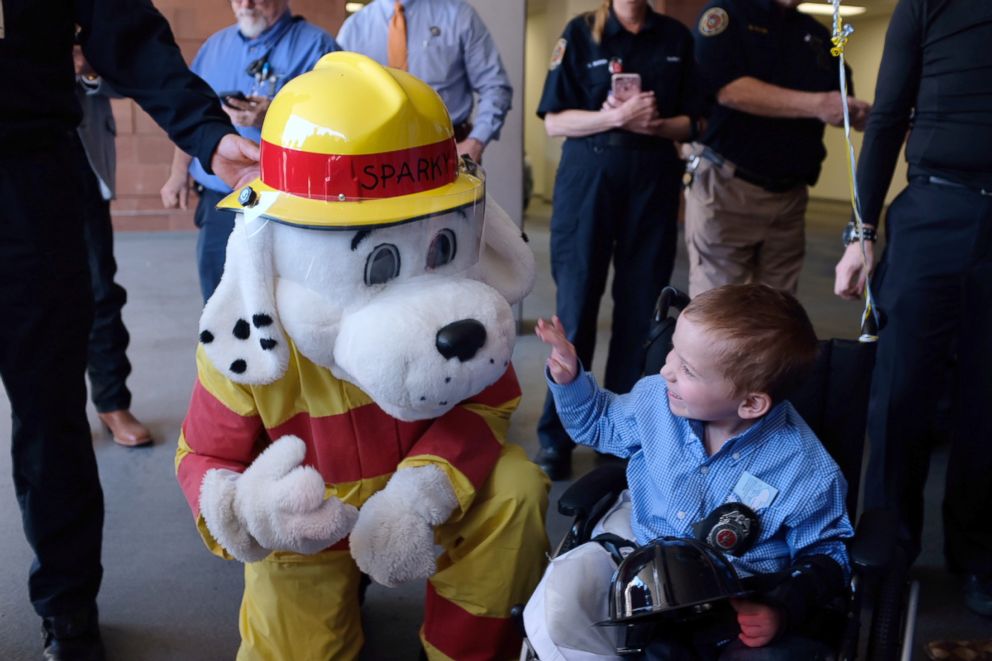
[731,599,782,648]
[849,98,872,131]
[456,137,485,165]
[160,173,190,210]
[72,45,97,80]
[817,91,872,128]
[535,315,579,385]
[222,95,271,129]
[834,237,875,299]
[612,92,660,134]
[210,134,260,191]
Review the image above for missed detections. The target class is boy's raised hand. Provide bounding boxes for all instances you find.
[535,316,579,385]
[730,599,782,648]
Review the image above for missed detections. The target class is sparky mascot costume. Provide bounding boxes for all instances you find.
[176,52,550,660]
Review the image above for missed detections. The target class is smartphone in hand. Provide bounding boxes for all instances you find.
[611,73,642,102]
[218,90,248,107]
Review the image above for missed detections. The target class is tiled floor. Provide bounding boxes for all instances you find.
[0,199,987,660]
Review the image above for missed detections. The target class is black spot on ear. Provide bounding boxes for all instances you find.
[252,313,273,328]
[260,338,277,351]
[233,319,251,340]
[439,401,448,406]
[200,330,214,344]
[521,231,530,243]
[230,359,247,374]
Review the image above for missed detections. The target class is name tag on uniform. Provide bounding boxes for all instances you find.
[733,471,778,510]
[587,58,607,69]
[666,56,681,63]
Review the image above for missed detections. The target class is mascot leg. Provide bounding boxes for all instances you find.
[423,444,550,660]
[237,549,363,661]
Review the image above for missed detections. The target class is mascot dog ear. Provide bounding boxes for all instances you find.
[474,198,536,306]
[198,214,289,384]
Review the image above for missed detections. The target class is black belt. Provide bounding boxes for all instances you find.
[699,147,803,193]
[912,174,992,197]
[453,121,473,143]
[579,132,670,151]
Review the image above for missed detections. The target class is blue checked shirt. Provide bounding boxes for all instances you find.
[188,11,338,193]
[337,0,512,145]
[550,370,853,577]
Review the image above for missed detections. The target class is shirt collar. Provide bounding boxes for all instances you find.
[604,5,663,39]
[239,9,293,45]
[684,400,789,452]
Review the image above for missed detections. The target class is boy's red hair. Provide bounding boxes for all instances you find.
[681,284,819,401]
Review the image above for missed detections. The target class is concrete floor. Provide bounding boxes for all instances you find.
[0,199,988,660]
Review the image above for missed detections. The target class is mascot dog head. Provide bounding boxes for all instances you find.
[197,52,534,421]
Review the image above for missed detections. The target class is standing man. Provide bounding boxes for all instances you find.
[74,45,153,448]
[0,1,257,659]
[685,0,871,296]
[336,0,512,165]
[160,0,337,302]
[834,0,992,617]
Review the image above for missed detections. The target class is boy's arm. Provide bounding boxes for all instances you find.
[548,369,644,457]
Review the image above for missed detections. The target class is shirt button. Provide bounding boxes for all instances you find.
[700,466,709,475]
[732,452,740,461]
[677,511,686,520]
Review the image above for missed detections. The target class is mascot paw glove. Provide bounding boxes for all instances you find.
[199,435,358,562]
[349,464,458,587]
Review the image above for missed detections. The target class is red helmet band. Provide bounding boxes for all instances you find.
[260,137,459,200]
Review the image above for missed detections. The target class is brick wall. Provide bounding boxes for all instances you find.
[110,0,347,231]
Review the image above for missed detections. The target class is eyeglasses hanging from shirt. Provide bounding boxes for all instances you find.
[244,15,305,98]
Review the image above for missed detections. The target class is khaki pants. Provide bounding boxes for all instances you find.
[683,147,809,297]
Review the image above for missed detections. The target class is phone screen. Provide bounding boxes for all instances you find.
[611,73,642,102]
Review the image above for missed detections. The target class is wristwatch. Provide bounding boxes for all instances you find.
[842,221,877,246]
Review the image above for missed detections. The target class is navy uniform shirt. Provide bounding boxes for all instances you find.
[694,0,846,185]
[857,0,992,225]
[536,7,698,163]
[0,0,233,168]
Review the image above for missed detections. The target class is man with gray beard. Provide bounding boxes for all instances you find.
[160,0,337,302]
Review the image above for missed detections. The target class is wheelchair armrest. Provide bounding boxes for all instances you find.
[558,462,628,518]
[850,508,898,571]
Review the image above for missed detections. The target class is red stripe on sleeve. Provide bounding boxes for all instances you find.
[177,380,264,518]
[407,406,503,488]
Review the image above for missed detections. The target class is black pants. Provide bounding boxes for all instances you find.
[77,147,132,413]
[865,178,992,575]
[538,138,681,451]
[0,134,103,617]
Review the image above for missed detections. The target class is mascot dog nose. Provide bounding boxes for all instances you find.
[436,319,487,362]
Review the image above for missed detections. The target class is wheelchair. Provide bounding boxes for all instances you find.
[518,287,919,661]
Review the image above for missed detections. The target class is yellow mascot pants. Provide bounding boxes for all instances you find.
[237,444,550,661]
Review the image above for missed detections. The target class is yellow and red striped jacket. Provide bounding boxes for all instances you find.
[176,342,521,558]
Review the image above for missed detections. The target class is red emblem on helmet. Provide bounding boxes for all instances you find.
[715,529,738,549]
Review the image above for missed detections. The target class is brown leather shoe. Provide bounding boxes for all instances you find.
[98,410,152,448]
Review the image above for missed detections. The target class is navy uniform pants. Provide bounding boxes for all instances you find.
[865,177,992,575]
[76,145,132,413]
[0,134,103,618]
[194,187,234,303]
[538,137,681,452]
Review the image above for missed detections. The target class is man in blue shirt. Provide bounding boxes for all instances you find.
[336,0,511,164]
[526,284,853,658]
[160,0,337,302]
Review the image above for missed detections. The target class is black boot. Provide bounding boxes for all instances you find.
[41,608,105,661]
[534,446,572,481]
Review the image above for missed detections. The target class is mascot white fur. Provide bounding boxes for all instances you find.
[176,52,549,660]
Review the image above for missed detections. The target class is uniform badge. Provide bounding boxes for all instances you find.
[549,38,566,71]
[699,7,730,37]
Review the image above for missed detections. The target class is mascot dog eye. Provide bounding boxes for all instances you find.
[365,243,401,285]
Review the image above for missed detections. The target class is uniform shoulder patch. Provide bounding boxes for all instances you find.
[699,7,730,37]
[549,38,567,71]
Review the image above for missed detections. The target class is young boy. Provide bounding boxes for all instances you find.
[525,284,854,660]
